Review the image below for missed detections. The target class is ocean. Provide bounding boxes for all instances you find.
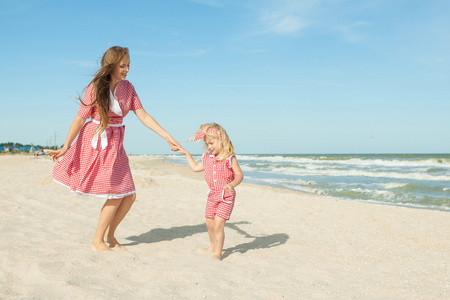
[163,154,450,212]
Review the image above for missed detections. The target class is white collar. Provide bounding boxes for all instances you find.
[109,90,123,116]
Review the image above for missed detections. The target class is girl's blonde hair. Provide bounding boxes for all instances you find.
[80,46,129,135]
[192,123,234,160]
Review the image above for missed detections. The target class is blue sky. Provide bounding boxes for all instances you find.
[1,0,449,154]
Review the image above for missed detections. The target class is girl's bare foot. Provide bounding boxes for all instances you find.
[213,254,222,260]
[106,236,128,251]
[91,242,112,251]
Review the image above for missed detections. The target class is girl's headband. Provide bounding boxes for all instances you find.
[194,126,220,141]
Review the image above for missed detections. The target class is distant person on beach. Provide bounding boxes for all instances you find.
[51,46,180,251]
[176,123,243,260]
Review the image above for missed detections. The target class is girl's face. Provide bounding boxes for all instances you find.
[205,137,220,156]
[111,55,130,84]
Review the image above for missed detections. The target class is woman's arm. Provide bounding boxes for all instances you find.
[224,156,244,193]
[135,108,180,150]
[52,115,86,162]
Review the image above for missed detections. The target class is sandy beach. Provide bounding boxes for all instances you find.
[1,154,449,299]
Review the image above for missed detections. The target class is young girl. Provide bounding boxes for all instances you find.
[176,123,243,260]
[51,46,179,251]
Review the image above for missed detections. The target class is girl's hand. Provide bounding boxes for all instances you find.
[175,146,188,155]
[223,184,234,193]
[51,145,69,162]
[167,137,181,151]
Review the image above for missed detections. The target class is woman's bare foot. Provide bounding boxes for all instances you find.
[91,242,112,251]
[212,254,222,260]
[106,236,127,251]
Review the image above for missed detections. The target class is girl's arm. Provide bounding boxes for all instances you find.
[135,108,180,150]
[52,115,86,162]
[176,146,204,172]
[224,156,244,193]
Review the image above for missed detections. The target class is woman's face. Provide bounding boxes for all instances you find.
[111,55,130,84]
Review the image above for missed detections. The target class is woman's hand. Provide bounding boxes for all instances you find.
[52,115,86,162]
[51,145,69,162]
[167,137,181,151]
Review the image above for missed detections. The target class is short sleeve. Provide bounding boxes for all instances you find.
[227,155,235,169]
[77,83,94,119]
[127,82,143,111]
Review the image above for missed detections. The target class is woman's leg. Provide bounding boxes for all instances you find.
[91,198,123,251]
[104,193,136,250]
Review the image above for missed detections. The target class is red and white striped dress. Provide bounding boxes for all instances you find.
[202,153,236,220]
[52,80,143,199]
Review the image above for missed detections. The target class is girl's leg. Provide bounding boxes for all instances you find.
[91,199,123,251]
[104,193,136,250]
[213,216,227,260]
[205,218,215,252]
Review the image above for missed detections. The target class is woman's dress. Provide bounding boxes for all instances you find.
[52,80,143,199]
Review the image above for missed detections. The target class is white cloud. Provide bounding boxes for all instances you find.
[247,0,373,43]
[261,12,307,35]
[333,21,370,43]
[250,0,318,36]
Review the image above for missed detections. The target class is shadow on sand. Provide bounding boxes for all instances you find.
[221,222,289,259]
[125,221,289,258]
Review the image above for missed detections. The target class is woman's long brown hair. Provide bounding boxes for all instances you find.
[80,46,129,135]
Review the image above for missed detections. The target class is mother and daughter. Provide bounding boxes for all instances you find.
[51,46,243,260]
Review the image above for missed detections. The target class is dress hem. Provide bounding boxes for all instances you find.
[53,179,136,199]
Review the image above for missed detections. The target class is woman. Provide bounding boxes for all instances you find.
[52,46,179,251]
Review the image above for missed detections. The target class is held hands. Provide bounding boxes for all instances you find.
[174,145,188,155]
[167,137,181,152]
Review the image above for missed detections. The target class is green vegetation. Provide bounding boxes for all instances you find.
[0,142,64,153]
